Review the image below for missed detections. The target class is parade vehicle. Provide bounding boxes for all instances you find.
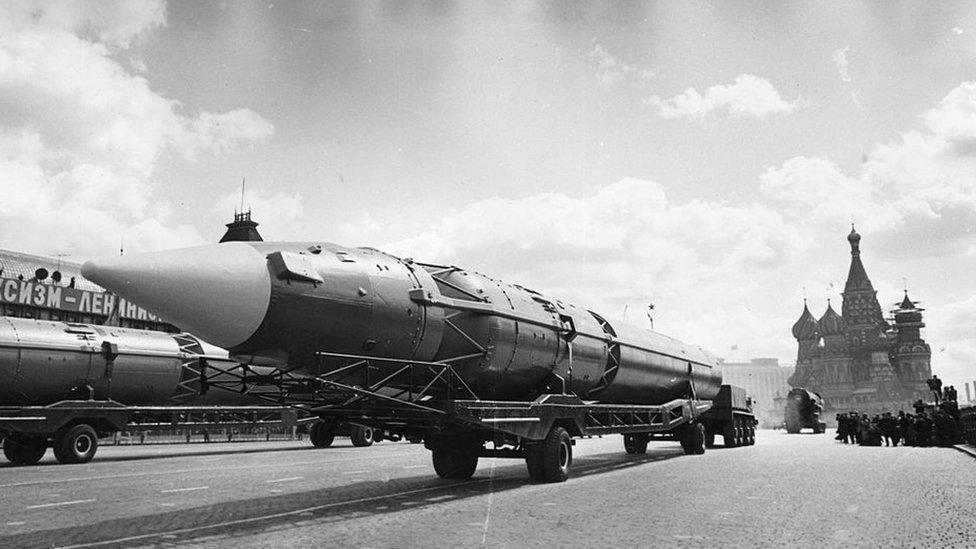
[784,387,826,434]
[699,384,757,447]
[84,240,756,482]
[0,317,375,465]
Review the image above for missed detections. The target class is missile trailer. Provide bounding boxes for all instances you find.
[84,241,763,482]
[0,317,371,466]
[784,387,826,434]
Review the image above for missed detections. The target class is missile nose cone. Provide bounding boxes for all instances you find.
[82,243,271,349]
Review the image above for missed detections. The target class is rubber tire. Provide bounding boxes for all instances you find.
[3,435,46,465]
[350,425,374,447]
[540,427,573,483]
[723,423,738,448]
[432,447,479,479]
[623,434,648,455]
[525,445,545,481]
[53,424,98,464]
[309,422,335,448]
[681,423,706,455]
[705,431,716,449]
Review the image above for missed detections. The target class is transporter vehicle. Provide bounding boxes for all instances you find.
[84,240,755,482]
[699,385,757,447]
[784,387,826,433]
[0,317,372,465]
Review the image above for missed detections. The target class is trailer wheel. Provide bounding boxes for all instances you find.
[525,445,545,481]
[350,425,374,447]
[623,433,648,455]
[432,447,479,479]
[3,435,46,465]
[309,422,335,448]
[723,423,738,448]
[680,422,706,455]
[53,424,98,464]
[540,426,573,482]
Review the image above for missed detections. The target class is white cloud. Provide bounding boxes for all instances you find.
[590,43,653,89]
[384,178,799,360]
[0,1,274,256]
[377,79,976,389]
[0,1,166,49]
[832,46,851,83]
[645,74,802,120]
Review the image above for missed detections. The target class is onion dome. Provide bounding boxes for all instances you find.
[847,225,861,247]
[818,302,845,336]
[791,301,818,340]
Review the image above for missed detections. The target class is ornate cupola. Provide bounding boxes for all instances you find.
[818,301,845,336]
[891,291,925,345]
[844,226,871,292]
[792,301,818,340]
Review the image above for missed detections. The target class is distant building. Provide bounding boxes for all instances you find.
[219,210,263,243]
[788,227,932,413]
[0,249,174,331]
[719,358,794,427]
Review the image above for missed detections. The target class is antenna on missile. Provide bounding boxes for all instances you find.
[240,177,246,215]
[646,303,655,330]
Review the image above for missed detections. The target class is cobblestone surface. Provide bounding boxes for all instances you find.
[1,432,974,548]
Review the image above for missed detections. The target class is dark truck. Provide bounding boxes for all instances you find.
[784,387,826,434]
[699,384,757,447]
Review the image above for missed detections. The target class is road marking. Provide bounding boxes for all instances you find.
[26,499,95,509]
[265,477,303,483]
[160,486,208,493]
[6,521,26,526]
[343,470,367,475]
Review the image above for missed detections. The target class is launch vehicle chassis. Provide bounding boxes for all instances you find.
[196,352,714,482]
[0,401,294,465]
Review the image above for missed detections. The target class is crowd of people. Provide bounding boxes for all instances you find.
[834,377,963,448]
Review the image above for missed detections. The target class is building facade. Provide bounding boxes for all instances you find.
[0,249,174,331]
[719,358,794,427]
[788,227,932,413]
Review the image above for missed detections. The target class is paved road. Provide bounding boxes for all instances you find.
[0,431,974,548]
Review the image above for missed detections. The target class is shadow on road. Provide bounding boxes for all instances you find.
[0,441,372,468]
[0,448,686,548]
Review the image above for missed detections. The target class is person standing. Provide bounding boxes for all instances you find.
[929,375,943,404]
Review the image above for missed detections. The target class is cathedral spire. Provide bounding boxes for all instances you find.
[844,225,873,292]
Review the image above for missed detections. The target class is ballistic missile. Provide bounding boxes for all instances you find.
[83,241,722,404]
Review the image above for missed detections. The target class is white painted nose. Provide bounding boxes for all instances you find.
[82,242,271,349]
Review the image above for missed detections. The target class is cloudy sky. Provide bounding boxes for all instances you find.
[1,1,975,390]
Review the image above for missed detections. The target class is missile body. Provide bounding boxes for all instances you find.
[0,316,255,406]
[83,242,722,404]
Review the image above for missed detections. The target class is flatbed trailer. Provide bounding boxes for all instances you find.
[188,355,737,482]
[0,400,295,465]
